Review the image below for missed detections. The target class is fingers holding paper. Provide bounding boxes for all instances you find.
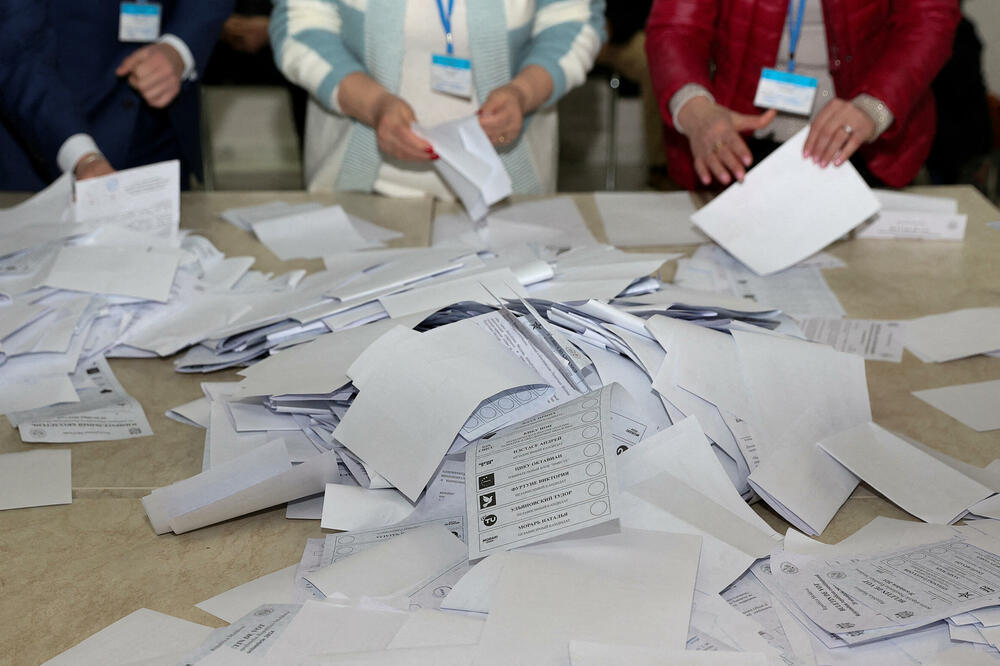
[373,94,438,162]
[679,97,775,186]
[803,98,875,167]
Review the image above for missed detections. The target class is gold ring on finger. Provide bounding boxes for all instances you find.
[497,135,506,144]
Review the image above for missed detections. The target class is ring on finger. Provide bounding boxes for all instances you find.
[497,135,506,144]
[712,139,725,153]
[842,124,853,136]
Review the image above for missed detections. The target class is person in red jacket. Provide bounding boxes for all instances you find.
[645,0,961,189]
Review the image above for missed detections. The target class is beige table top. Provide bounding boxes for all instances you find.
[1,187,998,665]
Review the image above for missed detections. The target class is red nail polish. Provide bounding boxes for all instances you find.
[424,147,434,153]
[431,153,440,160]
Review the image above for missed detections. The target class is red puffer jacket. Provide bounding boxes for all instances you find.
[645,0,961,189]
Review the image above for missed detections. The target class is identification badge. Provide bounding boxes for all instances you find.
[753,68,818,116]
[431,54,473,98]
[119,2,162,43]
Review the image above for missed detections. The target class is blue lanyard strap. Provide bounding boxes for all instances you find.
[786,0,807,73]
[435,0,456,55]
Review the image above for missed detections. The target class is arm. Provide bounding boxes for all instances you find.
[479,0,605,146]
[116,0,235,108]
[0,1,113,180]
[645,0,717,130]
[804,0,960,169]
[519,0,606,106]
[270,0,366,114]
[646,0,774,186]
[854,0,960,141]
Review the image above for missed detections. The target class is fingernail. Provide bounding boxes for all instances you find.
[802,150,810,158]
[431,153,440,160]
[476,109,483,116]
[424,147,434,154]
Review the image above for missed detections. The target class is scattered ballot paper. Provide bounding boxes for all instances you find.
[913,379,1000,432]
[594,191,708,246]
[417,116,512,221]
[817,422,994,524]
[73,160,180,241]
[250,205,400,260]
[42,245,181,303]
[797,317,905,362]
[770,531,1000,639]
[904,307,1000,362]
[466,384,622,560]
[856,210,967,240]
[0,449,71,511]
[691,127,880,275]
[41,608,212,666]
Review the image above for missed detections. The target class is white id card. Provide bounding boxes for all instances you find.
[119,2,162,43]
[753,68,818,116]
[431,54,473,98]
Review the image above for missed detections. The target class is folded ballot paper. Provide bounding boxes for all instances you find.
[416,116,512,221]
[691,126,880,275]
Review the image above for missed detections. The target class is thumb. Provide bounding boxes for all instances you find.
[731,108,777,132]
[116,47,148,76]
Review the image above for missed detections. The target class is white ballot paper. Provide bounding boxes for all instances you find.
[195,564,298,623]
[856,210,967,240]
[691,127,879,275]
[735,329,871,535]
[304,523,467,602]
[320,483,415,531]
[594,191,708,246]
[43,244,181,302]
[183,603,301,662]
[334,318,544,501]
[466,384,621,560]
[771,533,1000,637]
[569,641,768,666]
[473,546,699,666]
[251,205,395,260]
[797,317,905,362]
[73,160,180,241]
[913,380,1000,432]
[417,116,512,221]
[818,422,994,524]
[903,307,1000,362]
[0,449,71,511]
[41,608,213,666]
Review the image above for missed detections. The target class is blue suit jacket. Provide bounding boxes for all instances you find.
[0,0,233,191]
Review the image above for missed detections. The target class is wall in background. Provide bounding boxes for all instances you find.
[966,0,1000,95]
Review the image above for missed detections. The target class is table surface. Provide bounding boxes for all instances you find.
[2,187,999,665]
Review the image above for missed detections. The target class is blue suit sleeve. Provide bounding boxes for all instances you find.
[0,1,91,175]
[161,0,237,73]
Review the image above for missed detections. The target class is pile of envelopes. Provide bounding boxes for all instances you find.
[7,126,1000,664]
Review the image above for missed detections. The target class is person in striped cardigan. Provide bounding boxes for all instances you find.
[270,0,605,195]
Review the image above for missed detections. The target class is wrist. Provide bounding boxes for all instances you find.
[507,80,531,114]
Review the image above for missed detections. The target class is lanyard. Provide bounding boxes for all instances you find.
[435,0,455,55]
[786,0,807,73]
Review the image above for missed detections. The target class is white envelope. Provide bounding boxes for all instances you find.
[417,117,512,221]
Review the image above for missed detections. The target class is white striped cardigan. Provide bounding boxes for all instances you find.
[270,0,606,193]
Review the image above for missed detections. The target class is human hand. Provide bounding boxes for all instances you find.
[115,43,185,109]
[73,153,115,180]
[803,98,876,167]
[478,83,528,148]
[678,96,777,186]
[373,93,438,162]
[221,15,271,54]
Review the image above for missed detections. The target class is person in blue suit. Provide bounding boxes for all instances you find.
[0,0,233,191]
